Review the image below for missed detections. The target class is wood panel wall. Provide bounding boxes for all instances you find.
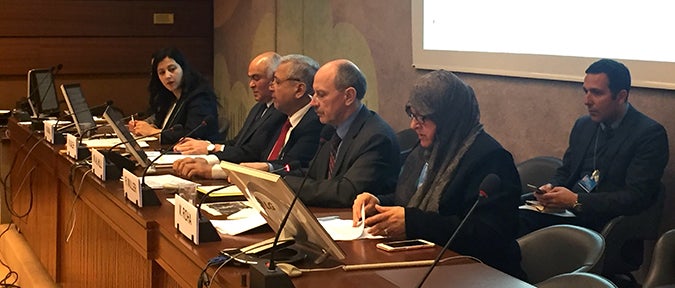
[0,0,213,116]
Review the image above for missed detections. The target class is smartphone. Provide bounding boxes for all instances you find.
[527,184,545,194]
[376,239,435,252]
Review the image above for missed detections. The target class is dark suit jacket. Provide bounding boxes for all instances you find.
[213,102,285,163]
[399,132,525,279]
[552,105,669,230]
[161,83,220,144]
[262,107,324,175]
[285,106,400,207]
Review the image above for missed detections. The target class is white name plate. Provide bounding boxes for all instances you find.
[91,149,106,180]
[66,133,78,159]
[122,169,142,207]
[174,194,199,244]
[44,121,56,143]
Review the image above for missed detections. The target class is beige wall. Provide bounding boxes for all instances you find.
[214,0,674,231]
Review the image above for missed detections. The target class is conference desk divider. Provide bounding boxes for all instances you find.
[7,118,533,288]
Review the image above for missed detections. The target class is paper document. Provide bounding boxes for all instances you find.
[519,200,576,217]
[197,185,243,197]
[211,206,267,235]
[142,174,199,189]
[82,138,149,148]
[146,153,208,166]
[318,204,381,240]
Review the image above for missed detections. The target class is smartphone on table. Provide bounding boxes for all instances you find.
[376,239,435,252]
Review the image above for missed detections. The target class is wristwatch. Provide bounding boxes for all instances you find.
[207,142,215,152]
[572,199,582,212]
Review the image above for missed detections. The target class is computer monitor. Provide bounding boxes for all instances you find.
[220,161,346,263]
[61,83,96,137]
[102,106,151,168]
[27,68,60,118]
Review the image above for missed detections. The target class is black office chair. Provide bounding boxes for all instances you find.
[518,224,605,284]
[536,272,618,288]
[642,229,675,288]
[516,156,563,195]
[396,128,418,164]
[598,184,666,281]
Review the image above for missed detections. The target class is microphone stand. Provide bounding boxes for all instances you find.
[414,174,498,288]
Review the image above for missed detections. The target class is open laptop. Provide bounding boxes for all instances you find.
[61,83,97,137]
[27,68,60,118]
[102,106,151,168]
[219,161,346,265]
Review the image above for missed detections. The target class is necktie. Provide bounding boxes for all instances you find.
[327,133,342,179]
[267,119,291,160]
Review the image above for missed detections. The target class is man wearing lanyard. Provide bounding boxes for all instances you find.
[519,59,669,234]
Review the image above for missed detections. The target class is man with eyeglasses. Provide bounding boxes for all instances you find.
[173,54,324,179]
[282,59,400,208]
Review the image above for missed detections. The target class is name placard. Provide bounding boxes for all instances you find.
[44,121,56,143]
[174,194,199,244]
[91,149,106,180]
[122,169,142,206]
[66,133,78,159]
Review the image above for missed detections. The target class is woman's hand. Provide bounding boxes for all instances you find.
[364,205,406,239]
[131,120,160,136]
[352,193,379,226]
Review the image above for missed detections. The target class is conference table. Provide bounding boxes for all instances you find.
[7,118,533,288]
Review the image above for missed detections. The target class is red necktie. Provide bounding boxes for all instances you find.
[267,119,291,160]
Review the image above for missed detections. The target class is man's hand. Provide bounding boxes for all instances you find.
[172,158,213,179]
[173,138,210,154]
[352,193,379,226]
[535,185,578,209]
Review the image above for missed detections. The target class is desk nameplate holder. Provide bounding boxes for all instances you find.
[44,120,66,145]
[174,194,220,245]
[66,133,90,160]
[92,149,122,181]
[122,169,160,207]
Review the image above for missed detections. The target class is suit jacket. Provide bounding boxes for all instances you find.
[552,105,669,230]
[213,102,286,163]
[262,107,324,175]
[400,132,525,279]
[285,106,400,207]
[160,83,220,144]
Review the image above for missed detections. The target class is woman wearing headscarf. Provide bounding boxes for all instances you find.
[352,70,525,279]
[130,47,220,145]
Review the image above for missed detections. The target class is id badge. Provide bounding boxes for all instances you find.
[577,174,597,193]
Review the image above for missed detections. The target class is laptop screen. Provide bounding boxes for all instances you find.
[103,107,151,168]
[61,83,96,136]
[27,68,60,118]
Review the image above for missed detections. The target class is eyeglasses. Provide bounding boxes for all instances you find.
[271,75,302,86]
[405,106,427,124]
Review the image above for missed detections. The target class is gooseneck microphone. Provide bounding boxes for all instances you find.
[414,173,499,288]
[269,160,301,174]
[250,128,334,288]
[140,119,208,192]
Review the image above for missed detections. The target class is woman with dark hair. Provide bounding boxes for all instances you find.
[352,70,526,279]
[130,47,220,144]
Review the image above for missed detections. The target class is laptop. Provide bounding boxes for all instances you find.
[61,83,97,137]
[102,106,151,168]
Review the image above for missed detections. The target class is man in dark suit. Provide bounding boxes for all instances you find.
[284,59,400,208]
[173,51,285,163]
[519,59,669,235]
[173,54,324,179]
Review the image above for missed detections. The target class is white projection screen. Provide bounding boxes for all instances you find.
[412,0,675,90]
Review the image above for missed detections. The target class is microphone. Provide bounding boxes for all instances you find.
[140,119,208,193]
[270,160,301,174]
[414,173,499,288]
[106,124,182,152]
[250,129,332,288]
